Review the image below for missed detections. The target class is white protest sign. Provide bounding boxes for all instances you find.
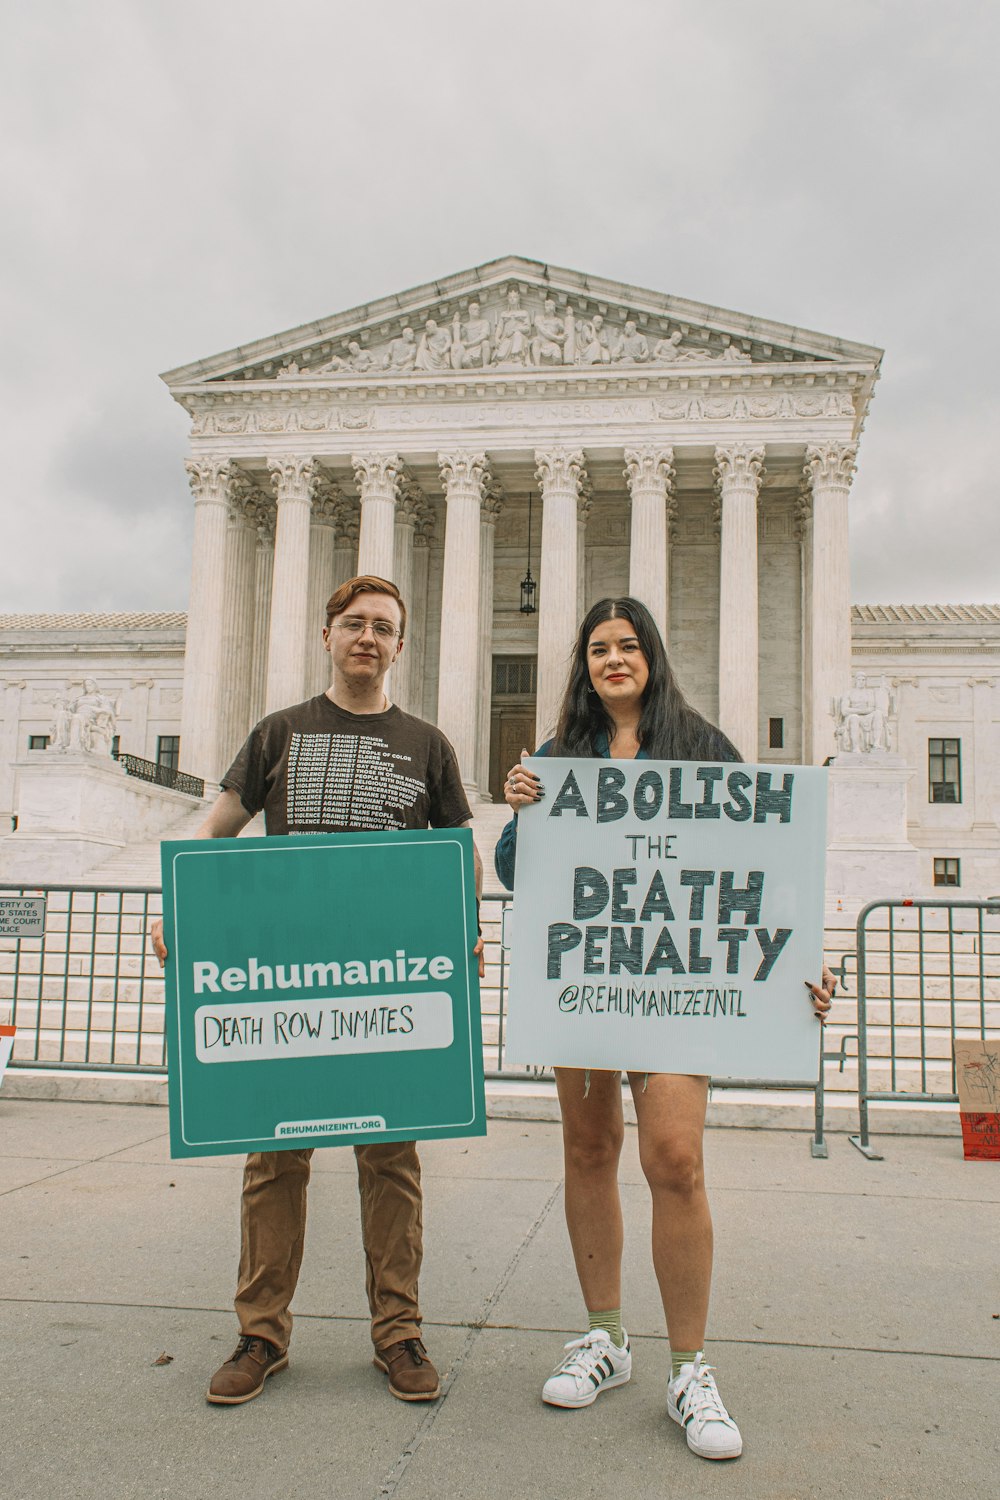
[505,758,828,1082]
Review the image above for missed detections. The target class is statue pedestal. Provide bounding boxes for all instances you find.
[0,753,204,883]
[826,752,922,902]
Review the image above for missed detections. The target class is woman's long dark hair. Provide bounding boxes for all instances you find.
[551,597,742,763]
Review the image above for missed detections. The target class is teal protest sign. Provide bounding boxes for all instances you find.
[161,828,484,1158]
[505,758,828,1082]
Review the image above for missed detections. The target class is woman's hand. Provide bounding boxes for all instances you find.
[503,750,544,813]
[805,965,837,1022]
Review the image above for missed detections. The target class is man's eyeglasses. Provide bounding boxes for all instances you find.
[332,617,400,641]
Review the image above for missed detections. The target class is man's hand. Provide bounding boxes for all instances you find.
[148,790,252,971]
[150,918,167,968]
[474,934,485,979]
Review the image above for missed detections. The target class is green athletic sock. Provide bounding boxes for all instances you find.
[588,1309,625,1348]
[671,1348,701,1379]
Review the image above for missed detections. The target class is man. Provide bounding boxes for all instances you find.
[152,575,483,1406]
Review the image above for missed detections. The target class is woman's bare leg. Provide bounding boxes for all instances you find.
[628,1072,712,1351]
[555,1068,626,1311]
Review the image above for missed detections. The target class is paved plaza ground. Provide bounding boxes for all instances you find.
[1,1097,998,1500]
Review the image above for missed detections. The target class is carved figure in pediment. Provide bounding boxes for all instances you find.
[414,319,453,372]
[719,342,752,364]
[653,331,683,362]
[452,301,492,368]
[611,320,650,364]
[318,340,375,375]
[492,286,532,366]
[384,326,418,371]
[531,298,572,366]
[276,360,301,379]
[574,313,612,365]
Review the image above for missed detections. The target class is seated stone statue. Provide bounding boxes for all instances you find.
[531,299,570,366]
[52,680,118,756]
[384,327,418,371]
[574,314,611,365]
[835,673,893,754]
[414,319,453,372]
[492,287,532,366]
[453,302,492,368]
[611,320,650,364]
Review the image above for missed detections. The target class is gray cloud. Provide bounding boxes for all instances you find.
[2,0,997,609]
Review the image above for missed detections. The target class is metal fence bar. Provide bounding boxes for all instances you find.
[849,897,1000,1161]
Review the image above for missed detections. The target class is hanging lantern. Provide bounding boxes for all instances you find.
[519,490,537,615]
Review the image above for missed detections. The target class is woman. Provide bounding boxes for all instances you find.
[495,597,835,1462]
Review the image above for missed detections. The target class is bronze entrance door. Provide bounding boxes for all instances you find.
[488,656,537,803]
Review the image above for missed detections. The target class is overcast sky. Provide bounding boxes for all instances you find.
[2,0,998,612]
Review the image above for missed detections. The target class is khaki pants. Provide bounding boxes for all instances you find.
[234,1142,423,1353]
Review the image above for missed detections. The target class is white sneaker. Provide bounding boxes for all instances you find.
[542,1329,632,1408]
[667,1355,743,1460]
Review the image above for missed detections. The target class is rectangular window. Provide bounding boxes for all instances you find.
[28,734,50,751]
[492,658,538,698]
[928,738,961,803]
[933,857,961,887]
[156,735,180,772]
[111,735,120,759]
[768,717,784,750]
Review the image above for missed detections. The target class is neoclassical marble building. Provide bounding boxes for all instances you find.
[161,257,880,798]
[3,260,997,894]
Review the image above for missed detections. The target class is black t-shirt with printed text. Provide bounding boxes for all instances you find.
[221,695,472,836]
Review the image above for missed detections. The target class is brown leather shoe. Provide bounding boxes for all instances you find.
[206,1335,288,1405]
[373,1338,441,1401]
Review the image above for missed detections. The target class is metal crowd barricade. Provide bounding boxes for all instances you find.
[485,893,833,1156]
[4,883,837,1155]
[849,897,1000,1160]
[0,884,166,1072]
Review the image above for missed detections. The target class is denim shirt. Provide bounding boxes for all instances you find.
[493,733,650,890]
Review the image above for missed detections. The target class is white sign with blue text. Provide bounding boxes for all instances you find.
[505,758,828,1082]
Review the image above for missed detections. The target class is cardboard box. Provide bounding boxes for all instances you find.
[954,1038,1000,1161]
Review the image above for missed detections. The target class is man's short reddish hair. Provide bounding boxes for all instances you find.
[324,575,407,641]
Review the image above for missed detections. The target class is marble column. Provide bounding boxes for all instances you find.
[265,457,320,715]
[353,453,402,581]
[408,506,435,721]
[306,477,342,699]
[625,446,675,641]
[437,452,488,792]
[535,448,585,745]
[247,505,275,729]
[0,680,26,818]
[127,679,153,759]
[804,442,856,763]
[477,480,504,795]
[392,478,422,713]
[577,477,593,619]
[715,444,765,760]
[180,458,240,780]
[332,501,360,594]
[970,677,997,828]
[220,471,261,764]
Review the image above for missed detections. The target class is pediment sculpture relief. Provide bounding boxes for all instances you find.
[269,284,768,381]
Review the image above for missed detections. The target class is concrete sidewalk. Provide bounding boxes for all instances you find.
[1,1099,997,1500]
